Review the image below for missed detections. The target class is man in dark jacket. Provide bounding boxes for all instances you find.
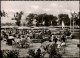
[61,35,66,42]
[49,43,58,58]
[53,36,58,44]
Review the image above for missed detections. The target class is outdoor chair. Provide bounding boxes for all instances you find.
[66,34,73,39]
[24,43,30,48]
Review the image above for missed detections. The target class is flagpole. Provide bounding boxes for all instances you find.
[70,18,71,32]
[62,21,65,31]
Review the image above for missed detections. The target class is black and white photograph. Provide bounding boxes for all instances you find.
[0,1,80,58]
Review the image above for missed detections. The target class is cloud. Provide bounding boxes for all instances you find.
[26,11,33,14]
[64,9,70,13]
[1,1,79,24]
[1,9,21,18]
[43,8,51,12]
[31,5,39,10]
[51,3,57,7]
[59,5,63,8]
[2,9,20,13]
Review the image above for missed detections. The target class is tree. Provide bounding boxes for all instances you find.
[43,14,57,26]
[12,11,23,26]
[26,13,57,26]
[71,12,79,26]
[75,12,80,26]
[0,10,7,17]
[36,13,57,26]
[42,13,49,26]
[58,14,70,25]
[50,15,57,26]
[26,13,37,26]
[36,14,44,26]
[2,10,6,17]
[76,19,80,26]
[0,10,2,17]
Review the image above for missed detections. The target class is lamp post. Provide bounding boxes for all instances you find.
[73,19,74,34]
[77,25,80,58]
[70,18,71,32]
[71,11,76,34]
[77,13,80,58]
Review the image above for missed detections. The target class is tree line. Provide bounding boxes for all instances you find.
[1,10,80,26]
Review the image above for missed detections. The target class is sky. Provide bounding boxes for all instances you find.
[1,1,79,24]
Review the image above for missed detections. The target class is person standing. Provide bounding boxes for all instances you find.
[49,42,58,58]
[50,34,54,42]
[61,35,66,42]
[27,36,31,43]
[53,36,58,44]
[27,36,31,47]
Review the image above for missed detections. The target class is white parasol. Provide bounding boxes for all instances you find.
[62,21,65,29]
[9,36,14,39]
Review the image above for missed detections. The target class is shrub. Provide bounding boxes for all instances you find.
[2,50,19,58]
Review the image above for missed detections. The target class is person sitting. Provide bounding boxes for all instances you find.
[34,48,42,58]
[5,34,8,44]
[53,36,58,44]
[20,35,26,48]
[13,33,16,38]
[64,29,71,36]
[8,34,14,45]
[60,41,66,53]
[61,35,66,42]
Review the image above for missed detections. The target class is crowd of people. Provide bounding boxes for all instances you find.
[1,27,72,58]
[1,28,52,45]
